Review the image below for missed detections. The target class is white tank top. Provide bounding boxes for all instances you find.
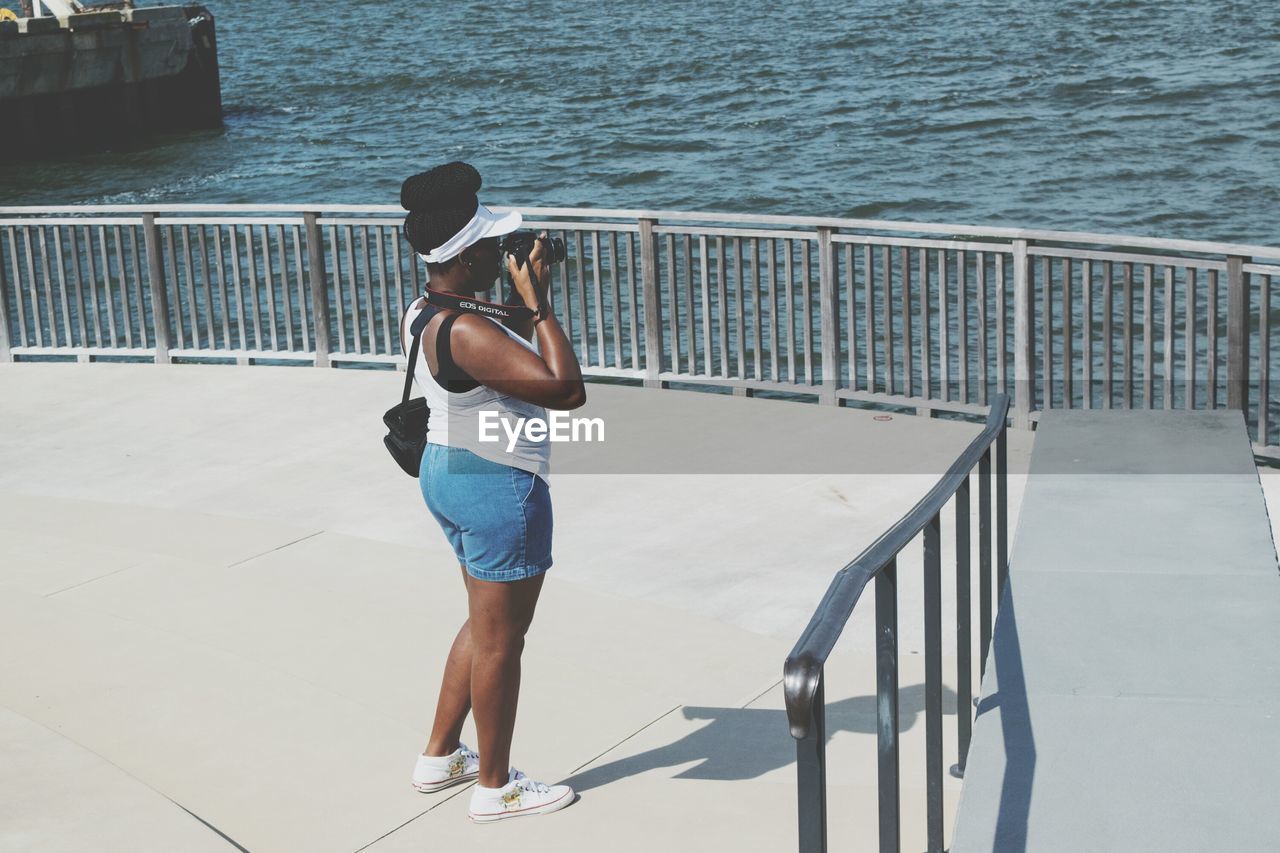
[400,298,551,482]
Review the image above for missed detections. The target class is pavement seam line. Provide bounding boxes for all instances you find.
[173,804,253,853]
[351,784,476,853]
[0,701,249,852]
[224,529,325,568]
[44,564,139,598]
[353,696,744,850]
[568,703,682,774]
[741,677,784,709]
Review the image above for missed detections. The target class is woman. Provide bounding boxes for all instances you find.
[398,162,585,823]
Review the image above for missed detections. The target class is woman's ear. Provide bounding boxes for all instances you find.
[457,244,477,272]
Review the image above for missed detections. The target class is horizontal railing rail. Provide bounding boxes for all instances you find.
[784,394,1010,853]
[4,204,1277,260]
[1,205,1276,452]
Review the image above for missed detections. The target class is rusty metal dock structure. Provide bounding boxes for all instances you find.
[0,2,221,155]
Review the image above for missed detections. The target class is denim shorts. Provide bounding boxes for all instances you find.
[419,443,553,583]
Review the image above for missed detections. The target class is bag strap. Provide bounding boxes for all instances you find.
[401,306,434,405]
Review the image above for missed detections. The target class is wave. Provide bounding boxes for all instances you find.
[1134,86,1231,106]
[607,169,670,187]
[611,139,716,154]
[828,34,875,49]
[1050,75,1158,99]
[1193,133,1249,146]
[221,104,300,119]
[878,115,1028,139]
[928,116,1030,134]
[841,198,969,220]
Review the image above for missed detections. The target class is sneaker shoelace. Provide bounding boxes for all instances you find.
[510,769,550,794]
[458,743,479,764]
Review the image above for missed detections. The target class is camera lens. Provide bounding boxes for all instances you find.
[545,236,567,263]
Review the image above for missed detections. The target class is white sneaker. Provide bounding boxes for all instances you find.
[412,743,479,793]
[468,768,575,823]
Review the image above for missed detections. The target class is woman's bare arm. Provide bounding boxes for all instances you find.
[449,237,585,409]
[449,313,585,409]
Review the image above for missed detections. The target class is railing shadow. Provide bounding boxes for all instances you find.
[563,683,958,793]
[972,583,1034,852]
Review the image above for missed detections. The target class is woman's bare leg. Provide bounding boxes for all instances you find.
[467,572,546,788]
[424,565,476,756]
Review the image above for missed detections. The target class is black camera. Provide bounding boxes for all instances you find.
[499,231,566,270]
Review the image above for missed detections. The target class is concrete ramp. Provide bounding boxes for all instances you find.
[952,410,1280,851]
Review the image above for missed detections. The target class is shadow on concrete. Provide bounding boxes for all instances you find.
[564,682,958,793]
[973,583,1035,852]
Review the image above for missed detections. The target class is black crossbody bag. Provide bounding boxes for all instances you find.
[383,289,536,477]
[383,309,433,477]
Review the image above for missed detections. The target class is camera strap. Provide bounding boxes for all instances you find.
[424,288,535,322]
[401,307,433,405]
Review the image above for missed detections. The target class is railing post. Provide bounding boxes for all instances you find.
[141,213,171,365]
[978,447,993,677]
[817,226,839,405]
[997,424,1009,595]
[953,474,972,779]
[0,230,12,363]
[1226,255,1249,414]
[304,212,331,368]
[923,512,945,853]
[796,671,828,853]
[1012,239,1033,429]
[875,560,901,853]
[639,217,666,388]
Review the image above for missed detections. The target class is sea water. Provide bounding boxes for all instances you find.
[1,0,1277,247]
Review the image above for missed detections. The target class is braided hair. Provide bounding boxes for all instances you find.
[400,161,482,267]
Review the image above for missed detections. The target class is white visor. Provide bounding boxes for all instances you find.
[418,202,522,265]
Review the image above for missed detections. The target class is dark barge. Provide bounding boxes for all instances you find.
[0,1,222,156]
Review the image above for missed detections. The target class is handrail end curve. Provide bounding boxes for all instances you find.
[782,652,823,740]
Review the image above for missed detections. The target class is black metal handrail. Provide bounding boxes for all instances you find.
[783,393,1010,853]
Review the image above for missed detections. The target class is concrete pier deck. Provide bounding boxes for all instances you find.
[951,410,1280,851]
[4,364,1278,851]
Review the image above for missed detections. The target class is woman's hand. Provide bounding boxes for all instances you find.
[507,231,551,313]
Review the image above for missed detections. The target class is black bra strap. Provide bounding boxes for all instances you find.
[433,312,480,393]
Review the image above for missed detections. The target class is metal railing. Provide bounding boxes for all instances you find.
[784,394,1010,853]
[1,204,1277,450]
